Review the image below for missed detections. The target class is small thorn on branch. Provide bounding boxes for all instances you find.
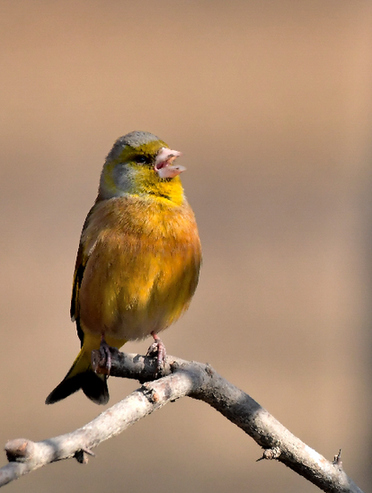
[205,364,215,377]
[74,448,95,464]
[257,447,281,462]
[333,449,343,468]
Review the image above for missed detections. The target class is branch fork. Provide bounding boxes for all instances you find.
[0,351,364,493]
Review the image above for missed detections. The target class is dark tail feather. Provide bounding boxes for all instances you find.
[82,371,109,404]
[45,370,109,405]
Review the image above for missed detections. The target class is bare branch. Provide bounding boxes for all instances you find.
[0,352,364,493]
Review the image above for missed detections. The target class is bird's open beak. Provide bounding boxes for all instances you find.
[154,147,185,179]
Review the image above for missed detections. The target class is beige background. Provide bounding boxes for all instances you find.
[1,1,371,492]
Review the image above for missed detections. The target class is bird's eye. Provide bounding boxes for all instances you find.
[135,155,149,165]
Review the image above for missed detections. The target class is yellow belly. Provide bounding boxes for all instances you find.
[77,196,201,343]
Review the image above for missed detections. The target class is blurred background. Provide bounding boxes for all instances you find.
[1,1,371,492]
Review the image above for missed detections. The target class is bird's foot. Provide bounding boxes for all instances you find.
[97,336,112,375]
[146,331,167,373]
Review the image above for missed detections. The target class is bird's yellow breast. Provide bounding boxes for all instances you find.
[76,195,201,342]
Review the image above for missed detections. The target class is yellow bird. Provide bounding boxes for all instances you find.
[46,131,201,405]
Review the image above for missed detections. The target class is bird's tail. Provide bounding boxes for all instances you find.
[45,346,109,405]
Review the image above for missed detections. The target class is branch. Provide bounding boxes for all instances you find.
[0,351,363,493]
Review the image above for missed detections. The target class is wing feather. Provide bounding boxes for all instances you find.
[70,206,96,345]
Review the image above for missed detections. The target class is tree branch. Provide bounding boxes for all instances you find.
[0,351,363,493]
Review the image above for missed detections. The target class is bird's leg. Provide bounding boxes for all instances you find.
[146,331,167,371]
[98,335,112,375]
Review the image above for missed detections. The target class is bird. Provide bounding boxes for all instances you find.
[45,131,201,405]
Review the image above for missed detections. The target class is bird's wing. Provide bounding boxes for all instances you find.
[70,207,96,346]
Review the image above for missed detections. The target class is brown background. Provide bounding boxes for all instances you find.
[1,1,371,492]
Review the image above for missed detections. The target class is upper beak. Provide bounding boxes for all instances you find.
[154,147,185,179]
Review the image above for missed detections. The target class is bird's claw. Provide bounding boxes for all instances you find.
[146,332,167,373]
[97,337,112,375]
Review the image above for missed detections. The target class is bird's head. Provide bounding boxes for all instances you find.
[98,131,186,205]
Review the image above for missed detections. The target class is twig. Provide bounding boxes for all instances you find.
[0,352,363,493]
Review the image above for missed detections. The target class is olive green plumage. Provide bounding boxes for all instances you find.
[46,131,201,405]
